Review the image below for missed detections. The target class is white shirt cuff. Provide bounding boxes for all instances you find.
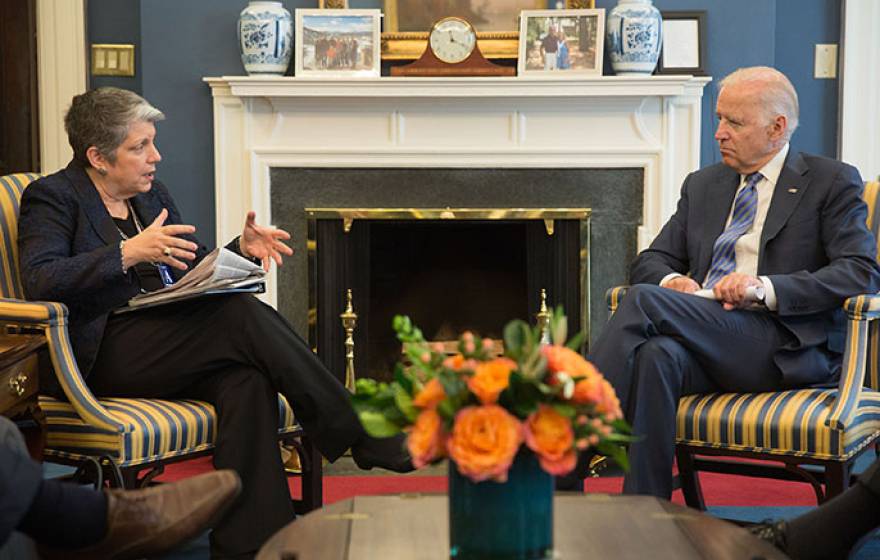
[660,273,685,287]
[759,276,777,311]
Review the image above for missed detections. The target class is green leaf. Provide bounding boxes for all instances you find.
[565,330,587,352]
[597,442,630,471]
[503,320,532,361]
[358,411,402,438]
[393,385,419,422]
[551,403,577,418]
[393,363,414,395]
[550,306,568,346]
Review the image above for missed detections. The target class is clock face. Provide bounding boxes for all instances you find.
[429,18,477,64]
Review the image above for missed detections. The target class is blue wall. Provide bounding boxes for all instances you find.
[87,0,842,246]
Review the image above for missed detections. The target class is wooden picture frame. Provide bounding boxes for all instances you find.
[294,9,382,78]
[655,11,707,76]
[381,0,596,60]
[517,9,604,77]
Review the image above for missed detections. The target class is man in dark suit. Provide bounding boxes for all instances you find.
[589,66,880,498]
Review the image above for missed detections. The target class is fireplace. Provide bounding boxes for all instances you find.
[305,209,588,381]
[206,75,710,381]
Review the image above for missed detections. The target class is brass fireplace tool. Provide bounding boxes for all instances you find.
[536,288,551,345]
[340,289,358,393]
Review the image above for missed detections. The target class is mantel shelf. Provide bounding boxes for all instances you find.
[205,75,712,99]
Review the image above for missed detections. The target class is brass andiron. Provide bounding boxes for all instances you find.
[340,289,357,393]
[536,288,551,345]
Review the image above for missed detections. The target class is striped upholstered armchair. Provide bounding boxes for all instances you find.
[606,180,880,509]
[0,173,321,512]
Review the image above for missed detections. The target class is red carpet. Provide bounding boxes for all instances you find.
[158,456,819,507]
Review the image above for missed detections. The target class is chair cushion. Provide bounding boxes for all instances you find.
[40,393,299,467]
[676,388,880,460]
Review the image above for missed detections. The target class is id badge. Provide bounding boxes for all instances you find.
[157,263,175,287]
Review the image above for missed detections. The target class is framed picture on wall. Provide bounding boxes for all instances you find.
[655,11,707,76]
[517,9,604,77]
[294,9,381,78]
[382,0,593,60]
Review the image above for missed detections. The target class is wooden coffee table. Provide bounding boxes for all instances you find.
[257,493,787,559]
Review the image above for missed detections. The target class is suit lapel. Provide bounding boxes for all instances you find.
[697,167,741,277]
[759,151,811,268]
[64,161,121,245]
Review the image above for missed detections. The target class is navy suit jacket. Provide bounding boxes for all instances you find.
[630,151,880,386]
[18,161,241,383]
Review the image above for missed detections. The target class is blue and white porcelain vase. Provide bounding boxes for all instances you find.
[606,0,662,75]
[238,1,292,76]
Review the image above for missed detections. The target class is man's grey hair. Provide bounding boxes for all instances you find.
[65,87,165,166]
[720,66,799,140]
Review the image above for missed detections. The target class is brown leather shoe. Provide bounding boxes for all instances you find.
[41,469,241,560]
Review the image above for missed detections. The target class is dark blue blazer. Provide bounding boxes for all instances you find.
[630,151,880,386]
[18,160,239,380]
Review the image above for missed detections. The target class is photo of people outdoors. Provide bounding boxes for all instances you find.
[296,10,380,76]
[518,10,604,76]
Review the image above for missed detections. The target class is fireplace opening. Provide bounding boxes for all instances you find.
[368,221,529,376]
[307,208,589,384]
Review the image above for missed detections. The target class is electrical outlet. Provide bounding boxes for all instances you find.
[814,44,838,79]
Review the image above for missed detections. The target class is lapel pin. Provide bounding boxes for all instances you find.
[788,188,799,193]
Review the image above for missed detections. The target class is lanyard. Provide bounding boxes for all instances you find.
[116,201,175,287]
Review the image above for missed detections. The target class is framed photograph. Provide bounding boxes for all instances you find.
[382,0,556,60]
[517,9,604,77]
[655,11,706,75]
[294,9,381,78]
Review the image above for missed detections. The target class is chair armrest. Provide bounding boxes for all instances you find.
[0,298,126,434]
[605,286,630,314]
[826,294,880,430]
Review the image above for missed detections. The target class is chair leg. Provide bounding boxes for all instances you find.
[675,447,706,510]
[824,461,851,503]
[298,435,323,514]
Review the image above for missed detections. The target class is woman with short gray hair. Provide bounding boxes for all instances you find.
[18,87,412,559]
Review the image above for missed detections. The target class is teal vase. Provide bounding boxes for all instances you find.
[449,451,553,560]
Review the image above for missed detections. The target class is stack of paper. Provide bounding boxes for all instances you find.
[123,248,266,310]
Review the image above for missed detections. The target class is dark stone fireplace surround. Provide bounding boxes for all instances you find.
[271,167,643,380]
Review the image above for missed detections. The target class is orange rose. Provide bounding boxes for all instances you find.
[447,405,523,482]
[595,379,623,420]
[542,345,599,380]
[407,409,446,468]
[413,378,446,409]
[467,358,515,404]
[523,405,577,476]
[571,376,603,405]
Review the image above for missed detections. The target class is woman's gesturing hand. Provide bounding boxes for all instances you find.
[121,208,198,271]
[239,211,294,272]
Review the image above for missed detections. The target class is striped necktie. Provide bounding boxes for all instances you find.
[703,172,763,289]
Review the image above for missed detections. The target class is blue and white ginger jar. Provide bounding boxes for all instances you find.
[606,0,662,75]
[238,1,292,75]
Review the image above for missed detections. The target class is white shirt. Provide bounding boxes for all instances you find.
[660,143,790,310]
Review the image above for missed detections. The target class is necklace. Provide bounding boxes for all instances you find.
[114,200,144,240]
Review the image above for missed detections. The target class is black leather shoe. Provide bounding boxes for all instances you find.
[748,519,789,554]
[351,432,414,473]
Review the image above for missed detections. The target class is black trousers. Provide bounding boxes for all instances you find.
[0,417,42,546]
[589,284,814,498]
[88,294,361,558]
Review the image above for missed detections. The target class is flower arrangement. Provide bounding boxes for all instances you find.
[352,309,632,482]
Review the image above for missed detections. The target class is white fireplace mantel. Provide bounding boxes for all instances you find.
[206,75,711,306]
